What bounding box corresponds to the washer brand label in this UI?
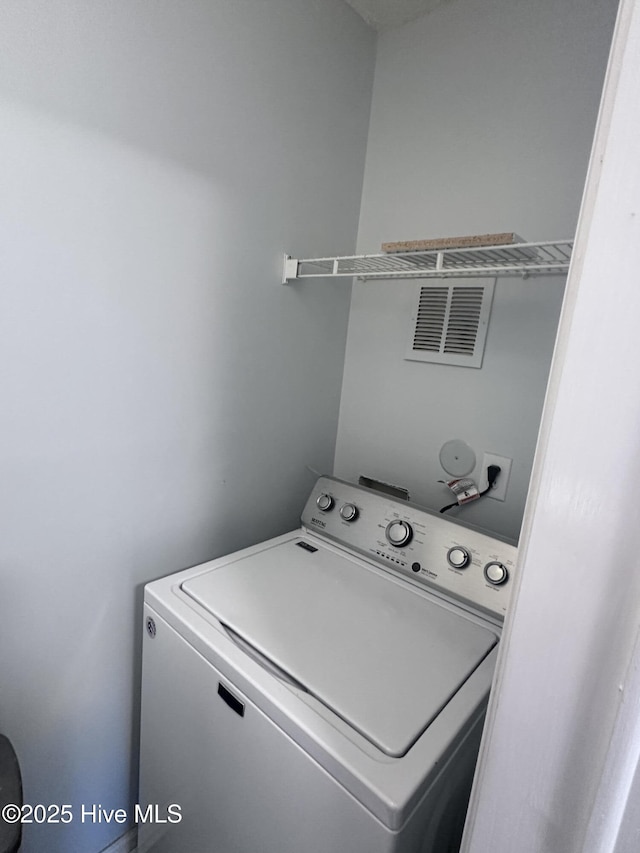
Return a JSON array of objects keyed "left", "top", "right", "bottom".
[{"left": 310, "top": 517, "right": 326, "bottom": 529}]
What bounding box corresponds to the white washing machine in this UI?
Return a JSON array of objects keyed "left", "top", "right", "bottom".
[{"left": 138, "top": 476, "right": 517, "bottom": 853}]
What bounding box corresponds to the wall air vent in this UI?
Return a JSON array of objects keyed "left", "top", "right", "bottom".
[{"left": 405, "top": 279, "right": 494, "bottom": 368}]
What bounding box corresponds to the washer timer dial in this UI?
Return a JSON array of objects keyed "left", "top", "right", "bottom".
[{"left": 385, "top": 520, "right": 413, "bottom": 548}]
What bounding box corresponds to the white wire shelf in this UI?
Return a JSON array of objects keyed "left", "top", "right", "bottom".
[{"left": 282, "top": 239, "right": 573, "bottom": 283}]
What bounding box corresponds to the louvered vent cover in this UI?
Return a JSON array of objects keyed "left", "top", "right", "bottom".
[{"left": 405, "top": 279, "right": 495, "bottom": 368}]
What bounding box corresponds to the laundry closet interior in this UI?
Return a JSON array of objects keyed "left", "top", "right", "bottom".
[{"left": 0, "top": 1, "right": 619, "bottom": 852}]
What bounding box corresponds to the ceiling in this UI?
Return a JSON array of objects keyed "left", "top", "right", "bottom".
[{"left": 343, "top": 0, "right": 446, "bottom": 31}]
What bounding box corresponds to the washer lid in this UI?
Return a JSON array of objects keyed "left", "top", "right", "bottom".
[{"left": 181, "top": 538, "right": 497, "bottom": 757}]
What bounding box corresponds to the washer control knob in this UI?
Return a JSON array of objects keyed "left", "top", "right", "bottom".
[
  {"left": 447, "top": 546, "right": 470, "bottom": 569},
  {"left": 316, "top": 493, "right": 334, "bottom": 512},
  {"left": 339, "top": 503, "right": 358, "bottom": 522},
  {"left": 484, "top": 561, "right": 509, "bottom": 585},
  {"left": 385, "top": 520, "right": 413, "bottom": 548}
]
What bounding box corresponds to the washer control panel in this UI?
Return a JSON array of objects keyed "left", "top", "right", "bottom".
[{"left": 302, "top": 476, "right": 518, "bottom": 620}]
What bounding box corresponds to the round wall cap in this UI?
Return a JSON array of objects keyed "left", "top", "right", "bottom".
[{"left": 439, "top": 439, "right": 476, "bottom": 477}]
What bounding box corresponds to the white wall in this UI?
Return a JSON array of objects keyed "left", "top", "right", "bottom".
[
  {"left": 0, "top": 3, "right": 374, "bottom": 851},
  {"left": 464, "top": 1, "right": 640, "bottom": 849},
  {"left": 334, "top": 0, "right": 618, "bottom": 541}
]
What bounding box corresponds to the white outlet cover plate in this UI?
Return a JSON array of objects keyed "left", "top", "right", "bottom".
[{"left": 481, "top": 453, "right": 512, "bottom": 501}]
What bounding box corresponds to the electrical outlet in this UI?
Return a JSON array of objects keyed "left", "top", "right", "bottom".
[{"left": 481, "top": 453, "right": 512, "bottom": 501}]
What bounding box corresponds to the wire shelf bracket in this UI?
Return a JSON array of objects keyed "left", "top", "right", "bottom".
[{"left": 282, "top": 240, "right": 573, "bottom": 284}]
